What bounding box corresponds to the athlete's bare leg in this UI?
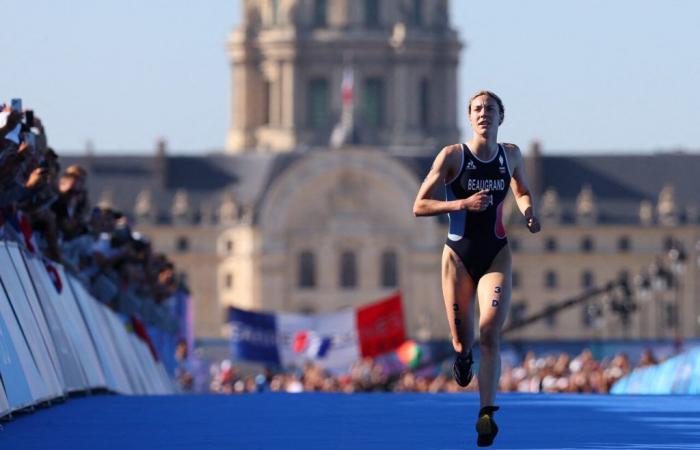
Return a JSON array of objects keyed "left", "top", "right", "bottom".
[
  {"left": 441, "top": 246, "right": 476, "bottom": 355},
  {"left": 475, "top": 245, "right": 512, "bottom": 408}
]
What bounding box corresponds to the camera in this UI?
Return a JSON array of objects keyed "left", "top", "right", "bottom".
[
  {"left": 10, "top": 98, "right": 22, "bottom": 112},
  {"left": 25, "top": 110, "right": 34, "bottom": 128}
]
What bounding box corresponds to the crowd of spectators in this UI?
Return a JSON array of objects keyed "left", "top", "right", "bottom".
[
  {"left": 202, "top": 348, "right": 663, "bottom": 395},
  {"left": 1, "top": 99, "right": 186, "bottom": 342}
]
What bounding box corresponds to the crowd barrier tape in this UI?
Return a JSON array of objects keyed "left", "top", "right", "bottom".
[
  {"left": 0, "top": 241, "right": 175, "bottom": 419},
  {"left": 611, "top": 347, "right": 700, "bottom": 394}
]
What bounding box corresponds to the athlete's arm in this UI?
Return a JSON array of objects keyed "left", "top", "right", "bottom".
[
  {"left": 413, "top": 145, "right": 491, "bottom": 217},
  {"left": 505, "top": 144, "right": 541, "bottom": 233}
]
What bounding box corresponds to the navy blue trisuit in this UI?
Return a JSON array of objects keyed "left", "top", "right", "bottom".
[{"left": 445, "top": 143, "right": 511, "bottom": 283}]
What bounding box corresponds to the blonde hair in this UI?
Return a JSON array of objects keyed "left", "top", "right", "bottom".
[
  {"left": 468, "top": 90, "right": 505, "bottom": 125},
  {"left": 65, "top": 164, "right": 87, "bottom": 179}
]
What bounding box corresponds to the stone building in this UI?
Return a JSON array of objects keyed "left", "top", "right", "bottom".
[{"left": 64, "top": 0, "right": 700, "bottom": 342}]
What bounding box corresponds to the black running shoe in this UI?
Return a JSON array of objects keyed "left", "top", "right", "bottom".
[
  {"left": 452, "top": 351, "right": 473, "bottom": 387},
  {"left": 476, "top": 406, "right": 500, "bottom": 447}
]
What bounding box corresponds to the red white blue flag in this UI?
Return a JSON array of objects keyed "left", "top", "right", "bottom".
[{"left": 227, "top": 293, "right": 405, "bottom": 374}]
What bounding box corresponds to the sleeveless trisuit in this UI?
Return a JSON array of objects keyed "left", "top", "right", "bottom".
[{"left": 445, "top": 143, "right": 511, "bottom": 282}]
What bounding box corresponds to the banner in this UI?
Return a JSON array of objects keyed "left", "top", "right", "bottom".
[
  {"left": 611, "top": 347, "right": 700, "bottom": 394},
  {"left": 228, "top": 293, "right": 405, "bottom": 374},
  {"left": 356, "top": 293, "right": 405, "bottom": 357}
]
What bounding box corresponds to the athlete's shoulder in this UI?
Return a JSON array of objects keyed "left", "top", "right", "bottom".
[
  {"left": 502, "top": 143, "right": 523, "bottom": 163},
  {"left": 440, "top": 143, "right": 463, "bottom": 156},
  {"left": 502, "top": 142, "right": 522, "bottom": 154},
  {"left": 431, "top": 144, "right": 463, "bottom": 177},
  {"left": 435, "top": 143, "right": 463, "bottom": 165}
]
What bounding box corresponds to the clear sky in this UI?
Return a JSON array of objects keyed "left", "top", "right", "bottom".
[{"left": 2, "top": 0, "right": 698, "bottom": 155}]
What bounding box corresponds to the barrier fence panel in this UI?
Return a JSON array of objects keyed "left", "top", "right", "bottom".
[
  {"left": 6, "top": 245, "right": 67, "bottom": 394},
  {"left": 119, "top": 323, "right": 151, "bottom": 395},
  {"left": 64, "top": 276, "right": 119, "bottom": 392},
  {"left": 148, "top": 325, "right": 177, "bottom": 376},
  {"left": 101, "top": 310, "right": 145, "bottom": 394},
  {"left": 0, "top": 289, "right": 34, "bottom": 411},
  {"left": 69, "top": 276, "right": 133, "bottom": 393},
  {"left": 612, "top": 348, "right": 700, "bottom": 394},
  {"left": 25, "top": 255, "right": 106, "bottom": 390},
  {"left": 22, "top": 251, "right": 88, "bottom": 393},
  {"left": 0, "top": 245, "right": 64, "bottom": 401},
  {"left": 0, "top": 277, "right": 48, "bottom": 408},
  {"left": 0, "top": 236, "right": 177, "bottom": 412},
  {"left": 130, "top": 334, "right": 158, "bottom": 394},
  {"left": 133, "top": 333, "right": 172, "bottom": 395},
  {"left": 0, "top": 376, "right": 10, "bottom": 418},
  {"left": 157, "top": 362, "right": 175, "bottom": 394}
]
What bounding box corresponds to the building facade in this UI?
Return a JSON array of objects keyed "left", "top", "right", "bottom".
[{"left": 65, "top": 0, "right": 700, "bottom": 342}]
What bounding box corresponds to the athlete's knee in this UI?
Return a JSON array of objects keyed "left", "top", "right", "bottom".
[{"left": 479, "top": 322, "right": 500, "bottom": 353}]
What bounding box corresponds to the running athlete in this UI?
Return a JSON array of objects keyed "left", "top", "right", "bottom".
[{"left": 413, "top": 91, "right": 540, "bottom": 447}]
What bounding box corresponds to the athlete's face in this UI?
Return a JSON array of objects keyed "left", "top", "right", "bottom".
[{"left": 469, "top": 95, "right": 501, "bottom": 137}]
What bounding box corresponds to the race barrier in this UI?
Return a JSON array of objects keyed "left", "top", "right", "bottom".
[
  {"left": 0, "top": 241, "right": 175, "bottom": 420},
  {"left": 611, "top": 347, "right": 700, "bottom": 394}
]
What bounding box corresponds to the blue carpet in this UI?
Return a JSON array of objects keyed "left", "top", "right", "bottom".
[{"left": 2, "top": 393, "right": 700, "bottom": 449}]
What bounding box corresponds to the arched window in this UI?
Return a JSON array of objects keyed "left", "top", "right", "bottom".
[
  {"left": 412, "top": 0, "right": 423, "bottom": 25},
  {"left": 312, "top": 0, "right": 327, "bottom": 27},
  {"left": 308, "top": 78, "right": 330, "bottom": 128},
  {"left": 545, "top": 237, "right": 557, "bottom": 253},
  {"left": 545, "top": 303, "right": 557, "bottom": 328},
  {"left": 363, "top": 77, "right": 385, "bottom": 128},
  {"left": 340, "top": 251, "right": 357, "bottom": 289},
  {"left": 419, "top": 78, "right": 430, "bottom": 130},
  {"left": 224, "top": 273, "right": 233, "bottom": 290},
  {"left": 545, "top": 270, "right": 558, "bottom": 289},
  {"left": 617, "top": 236, "right": 631, "bottom": 252},
  {"left": 176, "top": 236, "right": 189, "bottom": 253},
  {"left": 510, "top": 301, "right": 527, "bottom": 326},
  {"left": 365, "top": 0, "right": 379, "bottom": 27},
  {"left": 580, "top": 235, "right": 594, "bottom": 253},
  {"left": 381, "top": 250, "right": 398, "bottom": 288},
  {"left": 298, "top": 251, "right": 316, "bottom": 288},
  {"left": 270, "top": 0, "right": 280, "bottom": 25},
  {"left": 581, "top": 270, "right": 594, "bottom": 289},
  {"left": 262, "top": 80, "right": 271, "bottom": 125}
]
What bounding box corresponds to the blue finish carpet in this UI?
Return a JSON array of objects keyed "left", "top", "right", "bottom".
[{"left": 2, "top": 393, "right": 700, "bottom": 449}]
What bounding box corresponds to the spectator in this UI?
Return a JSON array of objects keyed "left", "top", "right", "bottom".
[{"left": 1, "top": 98, "right": 192, "bottom": 372}]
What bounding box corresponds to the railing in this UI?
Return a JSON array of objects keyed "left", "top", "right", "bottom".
[{"left": 0, "top": 240, "right": 175, "bottom": 420}]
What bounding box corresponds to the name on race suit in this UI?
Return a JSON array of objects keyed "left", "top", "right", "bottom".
[{"left": 466, "top": 179, "right": 506, "bottom": 191}]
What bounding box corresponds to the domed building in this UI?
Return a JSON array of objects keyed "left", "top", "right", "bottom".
[{"left": 64, "top": 0, "right": 700, "bottom": 344}]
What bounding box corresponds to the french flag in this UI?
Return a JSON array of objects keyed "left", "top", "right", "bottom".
[
  {"left": 228, "top": 293, "right": 405, "bottom": 374},
  {"left": 341, "top": 67, "right": 354, "bottom": 106}
]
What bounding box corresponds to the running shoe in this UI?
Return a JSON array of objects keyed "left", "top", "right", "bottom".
[
  {"left": 452, "top": 350, "right": 473, "bottom": 387},
  {"left": 476, "top": 405, "right": 500, "bottom": 447}
]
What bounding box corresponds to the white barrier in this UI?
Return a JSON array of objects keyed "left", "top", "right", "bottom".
[
  {"left": 24, "top": 255, "right": 103, "bottom": 390},
  {"left": 0, "top": 241, "right": 175, "bottom": 418},
  {"left": 0, "top": 276, "right": 48, "bottom": 407},
  {"left": 0, "top": 245, "right": 64, "bottom": 401},
  {"left": 22, "top": 252, "right": 88, "bottom": 393},
  {"left": 0, "top": 287, "right": 34, "bottom": 412},
  {"left": 68, "top": 278, "right": 132, "bottom": 394},
  {"left": 0, "top": 377, "right": 9, "bottom": 416},
  {"left": 5, "top": 245, "right": 68, "bottom": 395}
]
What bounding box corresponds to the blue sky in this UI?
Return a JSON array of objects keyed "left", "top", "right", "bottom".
[{"left": 2, "top": 0, "right": 698, "bottom": 155}]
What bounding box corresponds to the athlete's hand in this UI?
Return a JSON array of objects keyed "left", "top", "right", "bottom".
[
  {"left": 526, "top": 214, "right": 541, "bottom": 233},
  {"left": 463, "top": 189, "right": 491, "bottom": 212}
]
